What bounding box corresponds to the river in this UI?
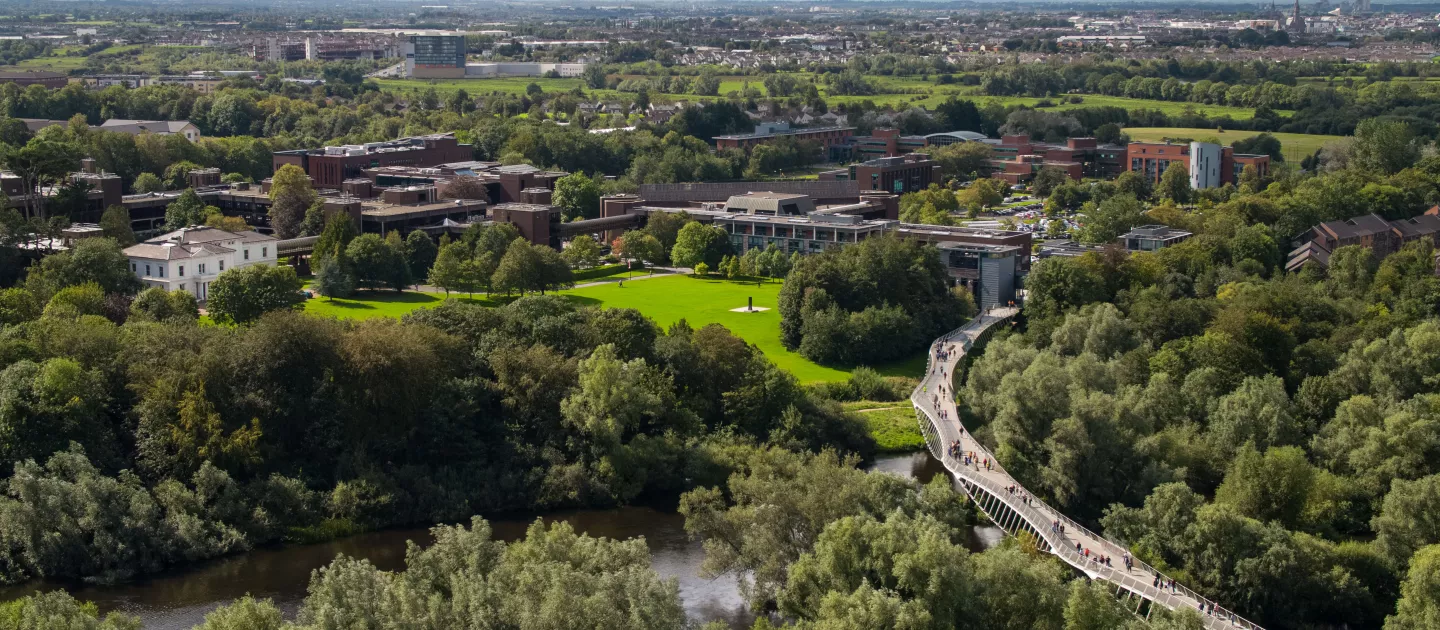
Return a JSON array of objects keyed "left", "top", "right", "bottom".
[{"left": 0, "top": 451, "right": 1003, "bottom": 629}]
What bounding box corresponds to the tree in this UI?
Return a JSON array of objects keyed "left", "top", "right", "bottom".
[
  {"left": 1114, "top": 170, "right": 1153, "bottom": 201},
  {"left": 1077, "top": 194, "right": 1145, "bottom": 244},
  {"left": 163, "top": 189, "right": 208, "bottom": 230},
  {"left": 267, "top": 163, "right": 315, "bottom": 239},
  {"left": 312, "top": 211, "right": 358, "bottom": 266},
  {"left": 313, "top": 250, "right": 356, "bottom": 300},
  {"left": 441, "top": 175, "right": 488, "bottom": 202},
  {"left": 24, "top": 237, "right": 142, "bottom": 299},
  {"left": 671, "top": 222, "right": 730, "bottom": 269},
  {"left": 1375, "top": 474, "right": 1440, "bottom": 567},
  {"left": 1023, "top": 257, "right": 1106, "bottom": 321},
  {"left": 930, "top": 141, "right": 993, "bottom": 182},
  {"left": 193, "top": 595, "right": 283, "bottom": 630},
  {"left": 618, "top": 230, "right": 664, "bottom": 272},
  {"left": 493, "top": 237, "right": 544, "bottom": 295},
  {"left": 133, "top": 172, "right": 164, "bottom": 193},
  {"left": 1388, "top": 544, "right": 1440, "bottom": 630},
  {"left": 300, "top": 201, "right": 326, "bottom": 237},
  {"left": 43, "top": 282, "right": 106, "bottom": 319},
  {"left": 553, "top": 171, "right": 602, "bottom": 220},
  {"left": 99, "top": 205, "right": 135, "bottom": 245},
  {"left": 427, "top": 242, "right": 470, "bottom": 295},
  {"left": 693, "top": 262, "right": 710, "bottom": 276},
  {"left": 1233, "top": 133, "right": 1285, "bottom": 163},
  {"left": 1032, "top": 166, "right": 1069, "bottom": 198},
  {"left": 405, "top": 230, "right": 438, "bottom": 281},
  {"left": 205, "top": 264, "right": 305, "bottom": 325},
  {"left": 1214, "top": 446, "right": 1316, "bottom": 529},
  {"left": 346, "top": 234, "right": 409, "bottom": 291},
  {"left": 128, "top": 286, "right": 198, "bottom": 322},
  {"left": 644, "top": 211, "right": 690, "bottom": 261},
  {"left": 162, "top": 160, "right": 202, "bottom": 191},
  {"left": 203, "top": 211, "right": 248, "bottom": 233},
  {"left": 1156, "top": 162, "right": 1193, "bottom": 204},
  {"left": 959, "top": 177, "right": 1008, "bottom": 209},
  {"left": 1353, "top": 118, "right": 1419, "bottom": 176},
  {"left": 0, "top": 591, "right": 140, "bottom": 630},
  {"left": 582, "top": 63, "right": 607, "bottom": 89},
  {"left": 563, "top": 234, "right": 601, "bottom": 269},
  {"left": 5, "top": 139, "right": 79, "bottom": 220}
]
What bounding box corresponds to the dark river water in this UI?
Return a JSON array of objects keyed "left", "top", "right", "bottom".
[{"left": 0, "top": 451, "right": 1002, "bottom": 629}]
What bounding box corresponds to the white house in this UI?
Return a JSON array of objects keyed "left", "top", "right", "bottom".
[{"left": 123, "top": 227, "right": 279, "bottom": 301}]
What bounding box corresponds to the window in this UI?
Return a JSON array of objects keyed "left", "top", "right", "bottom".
[
  {"left": 179, "top": 265, "right": 185, "bottom": 276},
  {"left": 145, "top": 264, "right": 151, "bottom": 276},
  {"left": 159, "top": 266, "right": 164, "bottom": 278},
  {"left": 244, "top": 249, "right": 249, "bottom": 260},
  {"left": 131, "top": 263, "right": 137, "bottom": 272},
  {"left": 219, "top": 260, "right": 225, "bottom": 271},
  {"left": 262, "top": 247, "right": 268, "bottom": 257},
  {"left": 198, "top": 263, "right": 206, "bottom": 274},
  {"left": 180, "top": 284, "right": 186, "bottom": 291}
]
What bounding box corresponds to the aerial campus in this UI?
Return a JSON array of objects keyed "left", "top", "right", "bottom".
[{"left": 2, "top": 0, "right": 1440, "bottom": 628}]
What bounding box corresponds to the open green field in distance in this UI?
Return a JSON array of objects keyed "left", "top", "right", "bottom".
[
  {"left": 1122, "top": 127, "right": 1343, "bottom": 162},
  {"left": 300, "top": 273, "right": 925, "bottom": 383}
]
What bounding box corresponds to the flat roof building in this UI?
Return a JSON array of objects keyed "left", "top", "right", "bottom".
[
  {"left": 818, "top": 154, "right": 942, "bottom": 195},
  {"left": 272, "top": 133, "right": 473, "bottom": 189},
  {"left": 1120, "top": 224, "right": 1194, "bottom": 252},
  {"left": 1126, "top": 141, "right": 1270, "bottom": 189},
  {"left": 937, "top": 241, "right": 1022, "bottom": 311}
]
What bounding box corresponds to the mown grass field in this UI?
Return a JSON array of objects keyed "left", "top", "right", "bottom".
[
  {"left": 1, "top": 43, "right": 144, "bottom": 72},
  {"left": 302, "top": 290, "right": 502, "bottom": 319},
  {"left": 560, "top": 274, "right": 925, "bottom": 382},
  {"left": 373, "top": 74, "right": 1279, "bottom": 119},
  {"left": 1122, "top": 127, "right": 1344, "bottom": 162},
  {"left": 299, "top": 274, "right": 926, "bottom": 383}
]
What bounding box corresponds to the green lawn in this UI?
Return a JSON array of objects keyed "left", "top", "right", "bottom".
[
  {"left": 299, "top": 274, "right": 927, "bottom": 383},
  {"left": 562, "top": 274, "right": 925, "bottom": 382},
  {"left": 856, "top": 406, "right": 925, "bottom": 453},
  {"left": 303, "top": 290, "right": 501, "bottom": 319},
  {"left": 1121, "top": 127, "right": 1343, "bottom": 162}
]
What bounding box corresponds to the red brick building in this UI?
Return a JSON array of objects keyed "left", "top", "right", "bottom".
[
  {"left": 272, "top": 133, "right": 473, "bottom": 188},
  {"left": 1125, "top": 141, "right": 1270, "bottom": 187},
  {"left": 984, "top": 135, "right": 1126, "bottom": 184}
]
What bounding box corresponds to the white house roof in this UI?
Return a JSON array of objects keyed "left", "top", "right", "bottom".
[{"left": 124, "top": 226, "right": 274, "bottom": 260}]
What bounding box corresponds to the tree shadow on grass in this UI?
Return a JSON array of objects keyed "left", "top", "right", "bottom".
[
  {"left": 560, "top": 295, "right": 604, "bottom": 307},
  {"left": 317, "top": 291, "right": 443, "bottom": 310}
]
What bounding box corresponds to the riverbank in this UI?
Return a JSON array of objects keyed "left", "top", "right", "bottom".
[{"left": 0, "top": 452, "right": 991, "bottom": 630}]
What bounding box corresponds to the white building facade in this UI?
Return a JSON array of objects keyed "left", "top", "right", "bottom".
[
  {"left": 1188, "top": 141, "right": 1223, "bottom": 190},
  {"left": 122, "top": 227, "right": 279, "bottom": 301}
]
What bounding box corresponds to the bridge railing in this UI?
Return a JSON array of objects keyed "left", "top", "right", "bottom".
[{"left": 913, "top": 311, "right": 1264, "bottom": 630}]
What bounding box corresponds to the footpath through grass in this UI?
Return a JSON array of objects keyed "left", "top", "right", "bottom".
[{"left": 1121, "top": 127, "right": 1342, "bottom": 162}]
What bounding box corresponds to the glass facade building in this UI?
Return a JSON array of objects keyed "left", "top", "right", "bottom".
[{"left": 409, "top": 35, "right": 465, "bottom": 68}]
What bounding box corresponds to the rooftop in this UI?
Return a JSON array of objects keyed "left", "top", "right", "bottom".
[{"left": 714, "top": 124, "right": 854, "bottom": 141}]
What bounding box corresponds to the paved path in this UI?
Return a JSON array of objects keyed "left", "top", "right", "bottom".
[{"left": 913, "top": 310, "right": 1263, "bottom": 630}]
